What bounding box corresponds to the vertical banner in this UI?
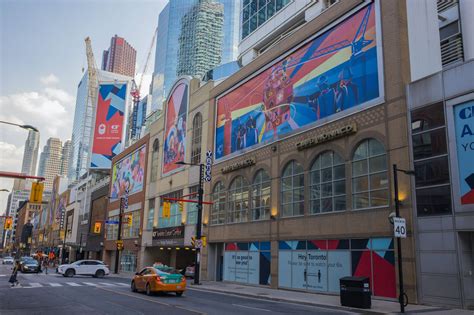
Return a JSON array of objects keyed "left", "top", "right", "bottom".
[
  {"left": 454, "top": 101, "right": 474, "bottom": 204},
  {"left": 215, "top": 3, "right": 380, "bottom": 161},
  {"left": 162, "top": 78, "right": 189, "bottom": 175},
  {"left": 91, "top": 83, "right": 127, "bottom": 169}
]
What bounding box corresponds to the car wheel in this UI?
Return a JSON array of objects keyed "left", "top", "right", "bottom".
[
  {"left": 131, "top": 281, "right": 137, "bottom": 292},
  {"left": 146, "top": 283, "right": 153, "bottom": 296},
  {"left": 94, "top": 270, "right": 105, "bottom": 278},
  {"left": 176, "top": 292, "right": 183, "bottom": 297},
  {"left": 65, "top": 269, "right": 75, "bottom": 277}
]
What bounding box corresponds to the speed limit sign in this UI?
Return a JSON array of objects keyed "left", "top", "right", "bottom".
[{"left": 394, "top": 217, "right": 407, "bottom": 238}]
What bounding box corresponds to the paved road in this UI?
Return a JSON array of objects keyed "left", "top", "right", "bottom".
[{"left": 0, "top": 264, "right": 358, "bottom": 314}]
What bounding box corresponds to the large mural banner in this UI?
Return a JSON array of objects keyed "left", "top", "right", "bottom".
[
  {"left": 215, "top": 3, "right": 380, "bottom": 160},
  {"left": 162, "top": 79, "right": 189, "bottom": 175},
  {"left": 91, "top": 83, "right": 127, "bottom": 169},
  {"left": 110, "top": 145, "right": 147, "bottom": 200},
  {"left": 454, "top": 101, "right": 474, "bottom": 204}
]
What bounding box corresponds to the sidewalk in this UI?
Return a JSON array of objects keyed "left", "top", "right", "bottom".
[{"left": 187, "top": 281, "right": 471, "bottom": 314}]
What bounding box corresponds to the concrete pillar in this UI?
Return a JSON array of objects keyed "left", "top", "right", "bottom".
[{"left": 460, "top": 0, "right": 474, "bottom": 60}]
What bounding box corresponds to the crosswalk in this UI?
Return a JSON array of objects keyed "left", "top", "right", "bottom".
[{"left": 11, "top": 281, "right": 130, "bottom": 289}]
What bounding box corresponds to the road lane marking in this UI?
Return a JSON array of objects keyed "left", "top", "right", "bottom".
[
  {"left": 99, "top": 282, "right": 117, "bottom": 286},
  {"left": 97, "top": 287, "right": 206, "bottom": 315},
  {"left": 115, "top": 282, "right": 129, "bottom": 287},
  {"left": 29, "top": 282, "right": 43, "bottom": 287},
  {"left": 66, "top": 282, "right": 82, "bottom": 287},
  {"left": 83, "top": 282, "right": 98, "bottom": 286},
  {"left": 49, "top": 283, "right": 62, "bottom": 287},
  {"left": 232, "top": 304, "right": 271, "bottom": 312}
]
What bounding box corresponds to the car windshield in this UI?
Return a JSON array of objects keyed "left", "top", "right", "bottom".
[{"left": 24, "top": 259, "right": 37, "bottom": 263}]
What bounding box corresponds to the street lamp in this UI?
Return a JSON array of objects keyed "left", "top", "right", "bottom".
[
  {"left": 175, "top": 161, "right": 204, "bottom": 285},
  {"left": 0, "top": 121, "right": 39, "bottom": 132},
  {"left": 0, "top": 189, "right": 10, "bottom": 192},
  {"left": 393, "top": 164, "right": 415, "bottom": 313}
]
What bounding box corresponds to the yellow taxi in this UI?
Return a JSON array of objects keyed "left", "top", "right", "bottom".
[{"left": 131, "top": 266, "right": 186, "bottom": 296}]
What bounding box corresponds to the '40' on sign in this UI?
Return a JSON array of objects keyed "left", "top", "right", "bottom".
[{"left": 393, "top": 217, "right": 407, "bottom": 238}]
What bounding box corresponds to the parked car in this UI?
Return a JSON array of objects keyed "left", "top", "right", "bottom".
[
  {"left": 2, "top": 256, "right": 14, "bottom": 265},
  {"left": 131, "top": 266, "right": 186, "bottom": 296},
  {"left": 184, "top": 264, "right": 195, "bottom": 278},
  {"left": 57, "top": 260, "right": 109, "bottom": 278},
  {"left": 20, "top": 258, "right": 40, "bottom": 273}
]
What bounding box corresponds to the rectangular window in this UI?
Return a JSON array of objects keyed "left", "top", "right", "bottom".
[
  {"left": 411, "top": 102, "right": 452, "bottom": 216},
  {"left": 106, "top": 215, "right": 119, "bottom": 240},
  {"left": 186, "top": 186, "right": 199, "bottom": 225},
  {"left": 122, "top": 210, "right": 140, "bottom": 239},
  {"left": 159, "top": 190, "right": 183, "bottom": 228},
  {"left": 147, "top": 199, "right": 155, "bottom": 230}
]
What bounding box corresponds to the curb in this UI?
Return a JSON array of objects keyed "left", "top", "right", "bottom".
[{"left": 187, "top": 285, "right": 386, "bottom": 315}]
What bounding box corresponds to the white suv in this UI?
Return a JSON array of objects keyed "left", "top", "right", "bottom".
[{"left": 57, "top": 260, "right": 109, "bottom": 278}]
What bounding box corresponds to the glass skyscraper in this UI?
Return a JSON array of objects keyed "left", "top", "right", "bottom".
[{"left": 151, "top": 0, "right": 241, "bottom": 111}]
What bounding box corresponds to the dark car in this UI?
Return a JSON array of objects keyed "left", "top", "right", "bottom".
[{"left": 20, "top": 258, "right": 40, "bottom": 273}]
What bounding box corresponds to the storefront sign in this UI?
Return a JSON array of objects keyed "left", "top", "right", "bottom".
[
  {"left": 296, "top": 123, "right": 357, "bottom": 151},
  {"left": 205, "top": 150, "right": 213, "bottom": 182},
  {"left": 152, "top": 226, "right": 184, "bottom": 240},
  {"left": 221, "top": 157, "right": 256, "bottom": 174},
  {"left": 454, "top": 101, "right": 474, "bottom": 204}
]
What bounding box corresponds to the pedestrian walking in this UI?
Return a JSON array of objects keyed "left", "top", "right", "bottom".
[
  {"left": 43, "top": 258, "right": 49, "bottom": 274},
  {"left": 8, "top": 261, "right": 20, "bottom": 287}
]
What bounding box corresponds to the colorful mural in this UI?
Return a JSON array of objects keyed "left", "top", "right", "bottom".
[
  {"left": 162, "top": 79, "right": 189, "bottom": 175},
  {"left": 110, "top": 145, "right": 147, "bottom": 200},
  {"left": 91, "top": 83, "right": 127, "bottom": 169},
  {"left": 215, "top": 3, "right": 380, "bottom": 160}
]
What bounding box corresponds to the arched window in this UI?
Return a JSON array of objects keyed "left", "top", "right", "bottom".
[
  {"left": 150, "top": 139, "right": 159, "bottom": 182},
  {"left": 352, "top": 139, "right": 388, "bottom": 209},
  {"left": 211, "top": 182, "right": 226, "bottom": 225},
  {"left": 191, "top": 113, "right": 202, "bottom": 165},
  {"left": 310, "top": 151, "right": 345, "bottom": 214},
  {"left": 281, "top": 160, "right": 304, "bottom": 217},
  {"left": 252, "top": 169, "right": 271, "bottom": 220},
  {"left": 228, "top": 176, "right": 249, "bottom": 223}
]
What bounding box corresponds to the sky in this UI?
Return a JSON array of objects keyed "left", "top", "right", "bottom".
[{"left": 0, "top": 0, "right": 168, "bottom": 214}]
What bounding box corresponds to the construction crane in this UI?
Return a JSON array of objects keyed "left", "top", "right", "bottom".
[
  {"left": 84, "top": 37, "right": 99, "bottom": 112},
  {"left": 130, "top": 27, "right": 158, "bottom": 139}
]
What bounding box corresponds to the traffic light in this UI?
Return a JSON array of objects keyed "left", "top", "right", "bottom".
[
  {"left": 125, "top": 215, "right": 132, "bottom": 226},
  {"left": 94, "top": 222, "right": 102, "bottom": 234},
  {"left": 4, "top": 217, "right": 13, "bottom": 230},
  {"left": 29, "top": 182, "right": 44, "bottom": 203},
  {"left": 178, "top": 202, "right": 184, "bottom": 212}
]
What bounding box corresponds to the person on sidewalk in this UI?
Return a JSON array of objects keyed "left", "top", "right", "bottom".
[
  {"left": 43, "top": 258, "right": 48, "bottom": 274},
  {"left": 8, "top": 261, "right": 20, "bottom": 287}
]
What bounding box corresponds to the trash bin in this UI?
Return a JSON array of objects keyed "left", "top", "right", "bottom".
[{"left": 340, "top": 276, "right": 371, "bottom": 309}]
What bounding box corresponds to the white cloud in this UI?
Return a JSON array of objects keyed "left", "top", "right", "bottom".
[
  {"left": 0, "top": 86, "right": 75, "bottom": 211},
  {"left": 40, "top": 73, "right": 59, "bottom": 85}
]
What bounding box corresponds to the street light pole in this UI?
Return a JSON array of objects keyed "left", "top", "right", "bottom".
[
  {"left": 114, "top": 197, "right": 123, "bottom": 274},
  {"left": 194, "top": 163, "right": 204, "bottom": 285},
  {"left": 393, "top": 164, "right": 415, "bottom": 313},
  {"left": 0, "top": 120, "right": 39, "bottom": 132}
]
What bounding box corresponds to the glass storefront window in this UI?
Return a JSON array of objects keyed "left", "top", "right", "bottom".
[
  {"left": 310, "top": 151, "right": 346, "bottom": 214},
  {"left": 186, "top": 186, "right": 199, "bottom": 225},
  {"left": 228, "top": 176, "right": 250, "bottom": 223},
  {"left": 252, "top": 169, "right": 271, "bottom": 221},
  {"left": 158, "top": 191, "right": 183, "bottom": 228},
  {"left": 211, "top": 182, "right": 226, "bottom": 225},
  {"left": 416, "top": 185, "right": 452, "bottom": 216},
  {"left": 281, "top": 160, "right": 305, "bottom": 217},
  {"left": 120, "top": 250, "right": 137, "bottom": 273},
  {"left": 352, "top": 139, "right": 388, "bottom": 209}
]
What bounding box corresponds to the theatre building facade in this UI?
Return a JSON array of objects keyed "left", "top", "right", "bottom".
[{"left": 201, "top": 0, "right": 418, "bottom": 302}]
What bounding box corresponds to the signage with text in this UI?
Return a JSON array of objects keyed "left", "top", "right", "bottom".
[{"left": 152, "top": 226, "right": 184, "bottom": 241}]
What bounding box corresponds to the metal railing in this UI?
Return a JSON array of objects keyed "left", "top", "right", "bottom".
[{"left": 441, "top": 33, "right": 464, "bottom": 66}]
